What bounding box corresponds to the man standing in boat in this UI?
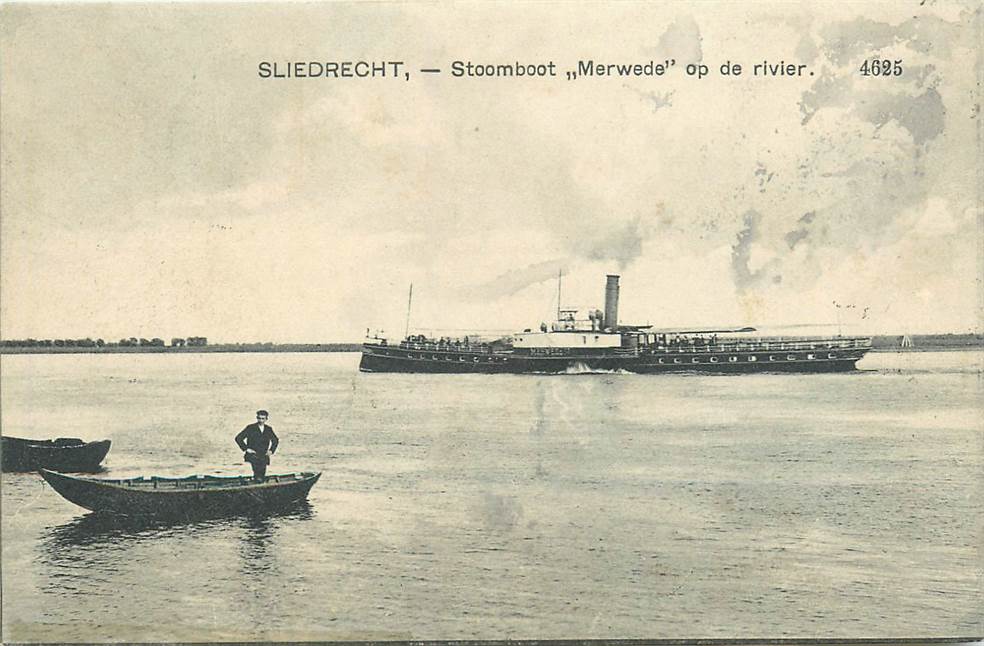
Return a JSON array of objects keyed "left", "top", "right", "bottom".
[{"left": 235, "top": 410, "right": 279, "bottom": 481}]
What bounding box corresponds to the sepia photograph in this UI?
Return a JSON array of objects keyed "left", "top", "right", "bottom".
[{"left": 1, "top": 1, "right": 981, "bottom": 642}]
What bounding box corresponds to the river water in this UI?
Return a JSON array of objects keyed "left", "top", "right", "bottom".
[{"left": 1, "top": 351, "right": 981, "bottom": 641}]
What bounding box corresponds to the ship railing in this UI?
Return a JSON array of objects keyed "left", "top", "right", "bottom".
[
  {"left": 650, "top": 337, "right": 872, "bottom": 353},
  {"left": 721, "top": 336, "right": 871, "bottom": 349},
  {"left": 398, "top": 340, "right": 493, "bottom": 352}
]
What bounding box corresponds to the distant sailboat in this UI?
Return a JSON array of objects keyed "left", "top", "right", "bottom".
[{"left": 900, "top": 334, "right": 914, "bottom": 350}]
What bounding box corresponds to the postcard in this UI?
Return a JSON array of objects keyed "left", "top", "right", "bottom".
[{"left": 1, "top": 1, "right": 980, "bottom": 643}]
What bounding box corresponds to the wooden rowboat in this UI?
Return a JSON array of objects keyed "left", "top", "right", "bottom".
[
  {"left": 2, "top": 436, "right": 111, "bottom": 472},
  {"left": 40, "top": 469, "right": 321, "bottom": 517}
]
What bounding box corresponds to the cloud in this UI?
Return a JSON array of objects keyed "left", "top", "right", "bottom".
[
  {"left": 571, "top": 213, "right": 657, "bottom": 269},
  {"left": 730, "top": 211, "right": 782, "bottom": 293},
  {"left": 784, "top": 212, "right": 816, "bottom": 249},
  {"left": 855, "top": 88, "right": 946, "bottom": 146},
  {"left": 818, "top": 15, "right": 963, "bottom": 66},
  {"left": 649, "top": 14, "right": 703, "bottom": 63},
  {"left": 717, "top": 5, "right": 975, "bottom": 312},
  {"left": 466, "top": 259, "right": 569, "bottom": 300},
  {"left": 1, "top": 3, "right": 979, "bottom": 340}
]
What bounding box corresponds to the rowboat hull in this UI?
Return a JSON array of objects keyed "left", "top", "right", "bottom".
[
  {"left": 2, "top": 436, "right": 111, "bottom": 472},
  {"left": 40, "top": 469, "right": 321, "bottom": 517}
]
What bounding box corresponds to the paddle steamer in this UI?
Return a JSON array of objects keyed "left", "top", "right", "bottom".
[{"left": 359, "top": 275, "right": 871, "bottom": 374}]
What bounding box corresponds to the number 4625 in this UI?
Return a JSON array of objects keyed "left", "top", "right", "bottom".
[{"left": 859, "top": 59, "right": 903, "bottom": 76}]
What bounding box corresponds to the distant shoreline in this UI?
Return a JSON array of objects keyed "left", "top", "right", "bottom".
[
  {"left": 869, "top": 333, "right": 982, "bottom": 353},
  {"left": 0, "top": 343, "right": 362, "bottom": 355},
  {"left": 869, "top": 346, "right": 983, "bottom": 353},
  {"left": 0, "top": 338, "right": 981, "bottom": 355}
]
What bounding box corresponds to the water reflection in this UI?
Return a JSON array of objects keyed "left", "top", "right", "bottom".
[
  {"left": 41, "top": 501, "right": 314, "bottom": 555},
  {"left": 34, "top": 501, "right": 315, "bottom": 615},
  {"left": 239, "top": 510, "right": 277, "bottom": 575},
  {"left": 230, "top": 502, "right": 317, "bottom": 614},
  {"left": 36, "top": 501, "right": 314, "bottom": 604},
  {"left": 236, "top": 502, "right": 316, "bottom": 577}
]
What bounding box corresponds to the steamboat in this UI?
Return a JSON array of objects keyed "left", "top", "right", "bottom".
[{"left": 359, "top": 275, "right": 871, "bottom": 374}]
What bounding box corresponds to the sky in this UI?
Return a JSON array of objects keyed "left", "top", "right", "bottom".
[{"left": 1, "top": 2, "right": 980, "bottom": 343}]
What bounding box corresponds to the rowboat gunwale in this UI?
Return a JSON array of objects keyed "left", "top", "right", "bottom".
[{"left": 39, "top": 469, "right": 321, "bottom": 492}]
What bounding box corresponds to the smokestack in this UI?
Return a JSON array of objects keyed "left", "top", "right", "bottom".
[{"left": 604, "top": 275, "right": 619, "bottom": 331}]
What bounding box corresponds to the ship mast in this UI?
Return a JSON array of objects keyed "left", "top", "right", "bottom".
[
  {"left": 404, "top": 283, "right": 413, "bottom": 338},
  {"left": 556, "top": 269, "right": 562, "bottom": 322}
]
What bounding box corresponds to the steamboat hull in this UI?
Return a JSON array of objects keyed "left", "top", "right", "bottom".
[{"left": 359, "top": 343, "right": 869, "bottom": 374}]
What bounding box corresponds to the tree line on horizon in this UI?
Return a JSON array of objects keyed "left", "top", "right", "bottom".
[{"left": 1, "top": 336, "right": 208, "bottom": 348}]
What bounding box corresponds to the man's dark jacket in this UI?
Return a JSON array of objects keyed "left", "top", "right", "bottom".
[{"left": 235, "top": 423, "right": 279, "bottom": 462}]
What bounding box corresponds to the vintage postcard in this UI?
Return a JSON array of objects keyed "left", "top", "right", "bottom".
[{"left": 1, "top": 1, "right": 981, "bottom": 643}]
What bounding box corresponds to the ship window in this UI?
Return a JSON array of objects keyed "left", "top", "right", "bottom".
[
  {"left": 658, "top": 358, "right": 665, "bottom": 364},
  {"left": 807, "top": 353, "right": 815, "bottom": 360},
  {"left": 691, "top": 357, "right": 699, "bottom": 363},
  {"left": 473, "top": 357, "right": 480, "bottom": 363},
  {"left": 729, "top": 356, "right": 738, "bottom": 362},
  {"left": 828, "top": 353, "right": 836, "bottom": 359},
  {"left": 769, "top": 355, "right": 776, "bottom": 361},
  {"left": 787, "top": 355, "right": 796, "bottom": 361},
  {"left": 458, "top": 356, "right": 465, "bottom": 362},
  {"left": 673, "top": 358, "right": 681, "bottom": 364},
  {"left": 433, "top": 355, "right": 439, "bottom": 360},
  {"left": 710, "top": 356, "right": 718, "bottom": 363},
  {"left": 749, "top": 355, "right": 757, "bottom": 362}
]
